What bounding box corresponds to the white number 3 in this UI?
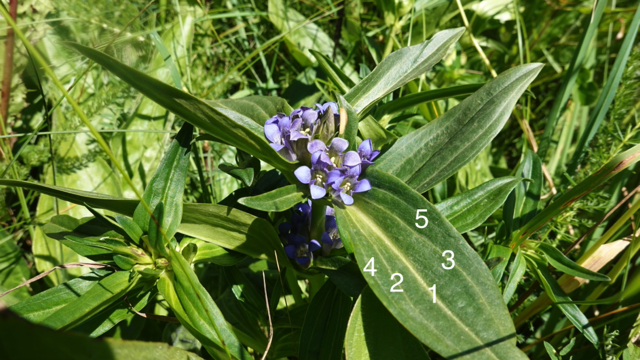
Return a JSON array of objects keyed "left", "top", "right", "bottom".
[{"left": 442, "top": 250, "right": 455, "bottom": 270}]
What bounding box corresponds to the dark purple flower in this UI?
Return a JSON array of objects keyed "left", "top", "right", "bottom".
[
  {"left": 284, "top": 239, "right": 321, "bottom": 266},
  {"left": 330, "top": 166, "right": 372, "bottom": 205},
  {"left": 290, "top": 107, "right": 319, "bottom": 141},
  {"left": 321, "top": 207, "right": 342, "bottom": 255},
  {"left": 264, "top": 113, "right": 296, "bottom": 161},
  {"left": 294, "top": 151, "right": 332, "bottom": 199},
  {"left": 357, "top": 139, "right": 380, "bottom": 171}
]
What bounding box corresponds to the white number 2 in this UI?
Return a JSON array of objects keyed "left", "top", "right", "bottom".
[
  {"left": 442, "top": 250, "right": 455, "bottom": 270},
  {"left": 415, "top": 209, "right": 428, "bottom": 228},
  {"left": 363, "top": 257, "right": 377, "bottom": 276},
  {"left": 390, "top": 273, "right": 403, "bottom": 292}
]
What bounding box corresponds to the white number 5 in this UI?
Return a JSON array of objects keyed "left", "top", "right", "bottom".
[{"left": 415, "top": 209, "right": 428, "bottom": 228}]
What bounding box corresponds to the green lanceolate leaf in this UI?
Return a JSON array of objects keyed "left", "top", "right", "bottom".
[
  {"left": 486, "top": 243, "right": 512, "bottom": 283},
  {"left": 147, "top": 202, "right": 167, "bottom": 255},
  {"left": 10, "top": 273, "right": 103, "bottom": 323},
  {"left": 179, "top": 203, "right": 289, "bottom": 265},
  {"left": 185, "top": 239, "right": 247, "bottom": 266},
  {"left": 508, "top": 148, "right": 542, "bottom": 235},
  {"left": 315, "top": 257, "right": 367, "bottom": 298},
  {"left": 358, "top": 116, "right": 398, "bottom": 150},
  {"left": 526, "top": 256, "right": 599, "bottom": 345},
  {"left": 435, "top": 177, "right": 522, "bottom": 234},
  {"left": 0, "top": 179, "right": 138, "bottom": 215},
  {"left": 338, "top": 95, "right": 359, "bottom": 152},
  {"left": 345, "top": 286, "right": 430, "bottom": 360},
  {"left": 534, "top": 242, "right": 610, "bottom": 281},
  {"left": 133, "top": 123, "right": 192, "bottom": 239},
  {"left": 168, "top": 247, "right": 249, "bottom": 360},
  {"left": 517, "top": 143, "right": 640, "bottom": 243},
  {"left": 567, "top": 5, "right": 640, "bottom": 175},
  {"left": 334, "top": 169, "right": 526, "bottom": 360},
  {"left": 39, "top": 271, "right": 142, "bottom": 331},
  {"left": 0, "top": 309, "right": 204, "bottom": 360},
  {"left": 375, "top": 64, "right": 542, "bottom": 193},
  {"left": 374, "top": 83, "right": 484, "bottom": 119},
  {"left": 115, "top": 215, "right": 143, "bottom": 245},
  {"left": 299, "top": 281, "right": 352, "bottom": 360},
  {"left": 1, "top": 181, "right": 288, "bottom": 264},
  {"left": 0, "top": 230, "right": 31, "bottom": 307},
  {"left": 344, "top": 28, "right": 465, "bottom": 116},
  {"left": 503, "top": 248, "right": 527, "bottom": 303},
  {"left": 310, "top": 50, "right": 356, "bottom": 94},
  {"left": 238, "top": 185, "right": 306, "bottom": 212},
  {"left": 64, "top": 42, "right": 297, "bottom": 175}
]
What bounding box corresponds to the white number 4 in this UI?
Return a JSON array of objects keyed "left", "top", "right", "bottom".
[
  {"left": 415, "top": 209, "right": 428, "bottom": 228},
  {"left": 363, "top": 257, "right": 377, "bottom": 276}
]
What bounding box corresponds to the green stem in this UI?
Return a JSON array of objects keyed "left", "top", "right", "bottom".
[{"left": 309, "top": 201, "right": 327, "bottom": 243}]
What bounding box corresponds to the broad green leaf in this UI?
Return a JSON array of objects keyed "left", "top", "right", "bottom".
[
  {"left": 64, "top": 42, "right": 297, "bottom": 175},
  {"left": 147, "top": 202, "right": 167, "bottom": 255},
  {"left": 310, "top": 50, "right": 356, "bottom": 94},
  {"left": 518, "top": 144, "right": 640, "bottom": 243},
  {"left": 299, "top": 281, "right": 352, "bottom": 360},
  {"left": 534, "top": 242, "right": 610, "bottom": 281},
  {"left": 503, "top": 248, "right": 526, "bottom": 303},
  {"left": 168, "top": 247, "right": 249, "bottom": 360},
  {"left": 373, "top": 83, "right": 484, "bottom": 119},
  {"left": 0, "top": 179, "right": 138, "bottom": 215},
  {"left": 0, "top": 309, "right": 204, "bottom": 360},
  {"left": 567, "top": 6, "right": 640, "bottom": 175},
  {"left": 10, "top": 273, "right": 103, "bottom": 323},
  {"left": 216, "top": 288, "right": 268, "bottom": 353},
  {"left": 334, "top": 169, "right": 526, "bottom": 359},
  {"left": 205, "top": 96, "right": 293, "bottom": 126},
  {"left": 115, "top": 215, "right": 143, "bottom": 245},
  {"left": 40, "top": 271, "right": 142, "bottom": 331},
  {"left": 435, "top": 177, "right": 522, "bottom": 234},
  {"left": 527, "top": 256, "right": 598, "bottom": 345},
  {"left": 344, "top": 28, "right": 464, "bottom": 115},
  {"left": 238, "top": 185, "right": 306, "bottom": 211},
  {"left": 345, "top": 286, "right": 430, "bottom": 360},
  {"left": 375, "top": 64, "right": 542, "bottom": 193},
  {"left": 219, "top": 163, "right": 255, "bottom": 187},
  {"left": 133, "top": 123, "right": 192, "bottom": 239},
  {"left": 0, "top": 230, "right": 31, "bottom": 306}
]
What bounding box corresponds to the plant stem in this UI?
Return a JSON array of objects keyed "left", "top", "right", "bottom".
[{"left": 309, "top": 201, "right": 326, "bottom": 242}]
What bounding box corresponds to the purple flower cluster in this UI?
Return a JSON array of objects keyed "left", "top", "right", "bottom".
[
  {"left": 264, "top": 102, "right": 378, "bottom": 206},
  {"left": 279, "top": 202, "right": 342, "bottom": 266}
]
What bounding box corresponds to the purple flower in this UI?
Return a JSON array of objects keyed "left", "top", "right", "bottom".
[
  {"left": 308, "top": 137, "right": 349, "bottom": 168},
  {"left": 285, "top": 239, "right": 321, "bottom": 266},
  {"left": 294, "top": 151, "right": 332, "bottom": 199},
  {"left": 321, "top": 207, "right": 342, "bottom": 255},
  {"left": 330, "top": 166, "right": 372, "bottom": 205},
  {"left": 264, "top": 113, "right": 296, "bottom": 161},
  {"left": 357, "top": 139, "right": 380, "bottom": 171},
  {"left": 290, "top": 107, "right": 319, "bottom": 141}
]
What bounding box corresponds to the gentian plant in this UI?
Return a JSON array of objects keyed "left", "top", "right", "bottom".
[{"left": 2, "top": 10, "right": 638, "bottom": 359}]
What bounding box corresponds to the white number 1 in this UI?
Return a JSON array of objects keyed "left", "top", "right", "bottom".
[
  {"left": 429, "top": 284, "right": 436, "bottom": 303},
  {"left": 415, "top": 209, "right": 428, "bottom": 228}
]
